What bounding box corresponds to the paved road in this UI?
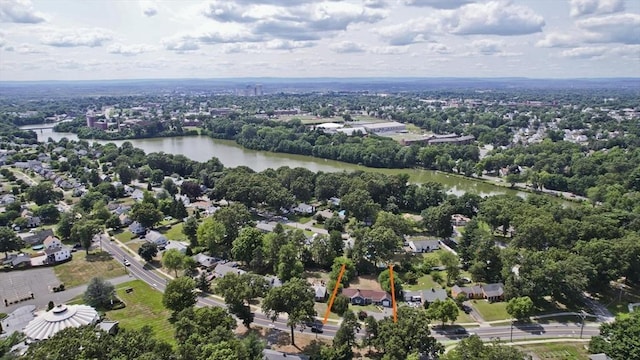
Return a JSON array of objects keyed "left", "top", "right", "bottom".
[{"left": 101, "top": 238, "right": 601, "bottom": 342}]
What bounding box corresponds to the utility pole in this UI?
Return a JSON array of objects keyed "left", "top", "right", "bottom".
[
  {"left": 510, "top": 320, "right": 514, "bottom": 342},
  {"left": 580, "top": 311, "right": 586, "bottom": 339}
]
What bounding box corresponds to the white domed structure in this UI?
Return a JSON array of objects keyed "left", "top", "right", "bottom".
[{"left": 24, "top": 304, "right": 99, "bottom": 341}]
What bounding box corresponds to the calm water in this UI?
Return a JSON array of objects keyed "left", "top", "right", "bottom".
[{"left": 32, "top": 126, "right": 524, "bottom": 197}]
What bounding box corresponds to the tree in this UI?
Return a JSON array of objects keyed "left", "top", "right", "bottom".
[
  {"left": 180, "top": 180, "right": 202, "bottom": 200},
  {"left": 439, "top": 251, "right": 460, "bottom": 285},
  {"left": 372, "top": 306, "right": 442, "bottom": 359},
  {"left": 421, "top": 203, "right": 454, "bottom": 239},
  {"left": 105, "top": 214, "right": 121, "bottom": 229},
  {"left": 150, "top": 169, "right": 164, "bottom": 185},
  {"left": 276, "top": 243, "right": 304, "bottom": 282},
  {"left": 212, "top": 203, "right": 253, "bottom": 248},
  {"left": 130, "top": 202, "right": 162, "bottom": 229},
  {"left": 309, "top": 234, "right": 337, "bottom": 269},
  {"left": 182, "top": 216, "right": 199, "bottom": 247},
  {"left": 116, "top": 165, "right": 134, "bottom": 185},
  {"left": 378, "top": 268, "right": 403, "bottom": 297},
  {"left": 34, "top": 204, "right": 60, "bottom": 224},
  {"left": 163, "top": 277, "right": 197, "bottom": 314},
  {"left": 0, "top": 226, "right": 23, "bottom": 258},
  {"left": 589, "top": 310, "right": 640, "bottom": 360},
  {"left": 232, "top": 227, "right": 264, "bottom": 265},
  {"left": 216, "top": 273, "right": 269, "bottom": 329},
  {"left": 162, "top": 248, "right": 186, "bottom": 277},
  {"left": 56, "top": 212, "right": 74, "bottom": 240},
  {"left": 26, "top": 182, "right": 62, "bottom": 205},
  {"left": 506, "top": 296, "right": 534, "bottom": 321},
  {"left": 333, "top": 310, "right": 361, "bottom": 359},
  {"left": 70, "top": 219, "right": 102, "bottom": 254},
  {"left": 138, "top": 242, "right": 158, "bottom": 262},
  {"left": 197, "top": 217, "right": 227, "bottom": 256},
  {"left": 442, "top": 335, "right": 528, "bottom": 360},
  {"left": 262, "top": 278, "right": 316, "bottom": 346},
  {"left": 162, "top": 178, "right": 178, "bottom": 196},
  {"left": 332, "top": 295, "right": 350, "bottom": 316},
  {"left": 83, "top": 277, "right": 115, "bottom": 309},
  {"left": 426, "top": 299, "right": 459, "bottom": 327}
]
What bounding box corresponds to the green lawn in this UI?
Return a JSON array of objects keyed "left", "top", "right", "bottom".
[
  {"left": 114, "top": 230, "right": 136, "bottom": 242},
  {"left": 349, "top": 304, "right": 383, "bottom": 313},
  {"left": 106, "top": 280, "right": 175, "bottom": 345},
  {"left": 160, "top": 222, "right": 185, "bottom": 241},
  {"left": 515, "top": 341, "right": 590, "bottom": 360},
  {"left": 455, "top": 310, "right": 476, "bottom": 324},
  {"left": 314, "top": 302, "right": 341, "bottom": 320},
  {"left": 470, "top": 300, "right": 510, "bottom": 321},
  {"left": 54, "top": 250, "right": 127, "bottom": 288},
  {"left": 405, "top": 274, "right": 442, "bottom": 291}
]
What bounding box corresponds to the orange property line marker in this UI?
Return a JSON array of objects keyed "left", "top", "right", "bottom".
[
  {"left": 323, "top": 263, "right": 346, "bottom": 325},
  {"left": 389, "top": 264, "right": 397, "bottom": 323}
]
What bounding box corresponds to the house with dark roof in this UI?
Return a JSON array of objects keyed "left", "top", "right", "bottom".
[
  {"left": 403, "top": 288, "right": 448, "bottom": 304},
  {"left": 193, "top": 253, "right": 219, "bottom": 270},
  {"left": 451, "top": 285, "right": 484, "bottom": 300},
  {"left": 3, "top": 254, "right": 32, "bottom": 268},
  {"left": 213, "top": 263, "right": 246, "bottom": 278},
  {"left": 451, "top": 283, "right": 505, "bottom": 302},
  {"left": 341, "top": 288, "right": 392, "bottom": 307},
  {"left": 23, "top": 229, "right": 55, "bottom": 246}
]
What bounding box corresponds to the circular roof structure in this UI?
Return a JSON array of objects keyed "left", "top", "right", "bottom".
[
  {"left": 317, "top": 122, "right": 344, "bottom": 129},
  {"left": 24, "top": 304, "right": 99, "bottom": 341}
]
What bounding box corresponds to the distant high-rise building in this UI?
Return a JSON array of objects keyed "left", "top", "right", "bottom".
[
  {"left": 242, "top": 84, "right": 264, "bottom": 96},
  {"left": 256, "top": 84, "right": 263, "bottom": 96},
  {"left": 86, "top": 111, "right": 96, "bottom": 128}
]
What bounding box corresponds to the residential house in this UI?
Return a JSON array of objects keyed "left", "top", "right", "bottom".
[
  {"left": 256, "top": 221, "right": 276, "bottom": 233},
  {"left": 408, "top": 239, "right": 440, "bottom": 253},
  {"left": 213, "top": 263, "right": 246, "bottom": 278},
  {"left": 43, "top": 236, "right": 62, "bottom": 249},
  {"left": 315, "top": 209, "right": 334, "bottom": 219},
  {"left": 265, "top": 275, "right": 283, "bottom": 288},
  {"left": 0, "top": 194, "right": 16, "bottom": 205},
  {"left": 118, "top": 213, "right": 132, "bottom": 226},
  {"left": 451, "top": 214, "right": 470, "bottom": 226},
  {"left": 44, "top": 245, "right": 71, "bottom": 264},
  {"left": 403, "top": 288, "right": 448, "bottom": 304},
  {"left": 21, "top": 210, "right": 41, "bottom": 228},
  {"left": 329, "top": 197, "right": 341, "bottom": 206},
  {"left": 145, "top": 231, "right": 168, "bottom": 249},
  {"left": 193, "top": 253, "right": 219, "bottom": 270},
  {"left": 128, "top": 221, "right": 146, "bottom": 236},
  {"left": 130, "top": 189, "right": 144, "bottom": 202},
  {"left": 23, "top": 229, "right": 55, "bottom": 246},
  {"left": 451, "top": 285, "right": 484, "bottom": 300},
  {"left": 312, "top": 284, "right": 328, "bottom": 302},
  {"left": 588, "top": 354, "right": 612, "bottom": 360},
  {"left": 293, "top": 203, "right": 315, "bottom": 214},
  {"left": 341, "top": 288, "right": 392, "bottom": 307},
  {"left": 480, "top": 283, "right": 505, "bottom": 302},
  {"left": 2, "top": 254, "right": 32, "bottom": 268}
]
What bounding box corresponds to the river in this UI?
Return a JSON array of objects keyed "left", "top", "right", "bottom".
[{"left": 29, "top": 125, "right": 525, "bottom": 197}]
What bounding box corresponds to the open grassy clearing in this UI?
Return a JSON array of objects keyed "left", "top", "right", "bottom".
[
  {"left": 113, "top": 229, "right": 136, "bottom": 242},
  {"left": 350, "top": 275, "right": 383, "bottom": 291},
  {"left": 349, "top": 303, "right": 383, "bottom": 313},
  {"left": 470, "top": 300, "right": 510, "bottom": 321},
  {"left": 404, "top": 274, "right": 442, "bottom": 291},
  {"left": 106, "top": 280, "right": 175, "bottom": 345},
  {"left": 313, "top": 302, "right": 341, "bottom": 320},
  {"left": 53, "top": 250, "right": 127, "bottom": 288},
  {"left": 455, "top": 310, "right": 476, "bottom": 324},
  {"left": 515, "top": 341, "right": 590, "bottom": 360},
  {"left": 159, "top": 222, "right": 185, "bottom": 241}
]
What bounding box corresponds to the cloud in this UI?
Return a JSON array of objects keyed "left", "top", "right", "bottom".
[
  {"left": 364, "top": 0, "right": 387, "bottom": 9},
  {"left": 162, "top": 35, "right": 200, "bottom": 52},
  {"left": 141, "top": 0, "right": 158, "bottom": 17},
  {"left": 201, "top": 1, "right": 256, "bottom": 23},
  {"left": 449, "top": 1, "right": 545, "bottom": 36},
  {"left": 41, "top": 28, "right": 112, "bottom": 47},
  {"left": 8, "top": 43, "right": 44, "bottom": 54},
  {"left": 264, "top": 39, "right": 315, "bottom": 50},
  {"left": 198, "top": 28, "right": 266, "bottom": 43},
  {"left": 402, "top": 0, "right": 473, "bottom": 9},
  {"left": 108, "top": 43, "right": 155, "bottom": 56},
  {"left": 376, "top": 17, "right": 440, "bottom": 45},
  {"left": 536, "top": 32, "right": 582, "bottom": 48},
  {"left": 577, "top": 13, "right": 640, "bottom": 44},
  {"left": 253, "top": 2, "right": 385, "bottom": 41},
  {"left": 370, "top": 45, "right": 410, "bottom": 54},
  {"left": 559, "top": 46, "right": 608, "bottom": 58},
  {"left": 0, "top": 0, "right": 46, "bottom": 23},
  {"left": 569, "top": 0, "right": 624, "bottom": 18},
  {"left": 472, "top": 39, "right": 503, "bottom": 55},
  {"left": 330, "top": 41, "right": 366, "bottom": 53}
]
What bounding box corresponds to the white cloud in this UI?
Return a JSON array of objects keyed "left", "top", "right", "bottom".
[
  {"left": 569, "top": 0, "right": 624, "bottom": 18},
  {"left": 0, "top": 0, "right": 46, "bottom": 23},
  {"left": 577, "top": 13, "right": 640, "bottom": 44},
  {"left": 140, "top": 1, "right": 158, "bottom": 17},
  {"left": 449, "top": 1, "right": 545, "bottom": 36},
  {"left": 201, "top": 1, "right": 256, "bottom": 23},
  {"left": 198, "top": 28, "right": 266, "bottom": 44},
  {"left": 330, "top": 41, "right": 366, "bottom": 53},
  {"left": 9, "top": 43, "right": 44, "bottom": 54},
  {"left": 536, "top": 32, "right": 583, "bottom": 48},
  {"left": 162, "top": 35, "right": 200, "bottom": 52},
  {"left": 376, "top": 17, "right": 440, "bottom": 45},
  {"left": 402, "top": 0, "right": 473, "bottom": 9},
  {"left": 364, "top": 0, "right": 387, "bottom": 9},
  {"left": 472, "top": 39, "right": 503, "bottom": 55},
  {"left": 559, "top": 46, "right": 608, "bottom": 58},
  {"left": 370, "top": 45, "right": 409, "bottom": 54},
  {"left": 41, "top": 28, "right": 112, "bottom": 47},
  {"left": 264, "top": 39, "right": 315, "bottom": 50},
  {"left": 108, "top": 43, "right": 155, "bottom": 56}
]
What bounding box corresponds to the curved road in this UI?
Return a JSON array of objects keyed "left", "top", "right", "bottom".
[{"left": 100, "top": 238, "right": 600, "bottom": 342}]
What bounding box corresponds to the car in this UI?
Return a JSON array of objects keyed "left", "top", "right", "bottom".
[
  {"left": 462, "top": 305, "right": 472, "bottom": 314},
  {"left": 306, "top": 321, "right": 324, "bottom": 333},
  {"left": 453, "top": 328, "right": 467, "bottom": 335},
  {"left": 123, "top": 259, "right": 131, "bottom": 266}
]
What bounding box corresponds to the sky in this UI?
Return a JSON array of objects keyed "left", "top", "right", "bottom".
[{"left": 0, "top": 0, "right": 638, "bottom": 81}]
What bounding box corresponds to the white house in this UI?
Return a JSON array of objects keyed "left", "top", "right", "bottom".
[
  {"left": 44, "top": 245, "right": 71, "bottom": 263},
  {"left": 408, "top": 239, "right": 440, "bottom": 253},
  {"left": 145, "top": 230, "right": 168, "bottom": 249},
  {"left": 43, "top": 236, "right": 62, "bottom": 249},
  {"left": 293, "top": 203, "right": 315, "bottom": 214}
]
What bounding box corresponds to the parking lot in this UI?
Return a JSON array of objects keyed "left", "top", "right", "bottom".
[{"left": 0, "top": 267, "right": 61, "bottom": 313}]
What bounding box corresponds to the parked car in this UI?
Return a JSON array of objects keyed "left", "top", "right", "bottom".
[
  {"left": 123, "top": 259, "right": 131, "bottom": 266},
  {"left": 462, "top": 305, "right": 472, "bottom": 314}
]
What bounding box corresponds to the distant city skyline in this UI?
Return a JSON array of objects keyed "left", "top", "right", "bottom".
[{"left": 0, "top": 0, "right": 638, "bottom": 81}]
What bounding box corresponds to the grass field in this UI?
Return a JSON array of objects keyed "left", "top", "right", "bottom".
[
  {"left": 314, "top": 302, "right": 341, "bottom": 320},
  {"left": 349, "top": 304, "right": 383, "bottom": 313},
  {"left": 515, "top": 341, "right": 590, "bottom": 360},
  {"left": 405, "top": 274, "right": 442, "bottom": 291},
  {"left": 455, "top": 310, "right": 476, "bottom": 324},
  {"left": 106, "top": 280, "right": 175, "bottom": 345},
  {"left": 53, "top": 250, "right": 127, "bottom": 288},
  {"left": 471, "top": 300, "right": 510, "bottom": 321},
  {"left": 160, "top": 222, "right": 185, "bottom": 241},
  {"left": 114, "top": 230, "right": 136, "bottom": 242}
]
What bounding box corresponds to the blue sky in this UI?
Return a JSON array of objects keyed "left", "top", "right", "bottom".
[{"left": 0, "top": 0, "right": 638, "bottom": 80}]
